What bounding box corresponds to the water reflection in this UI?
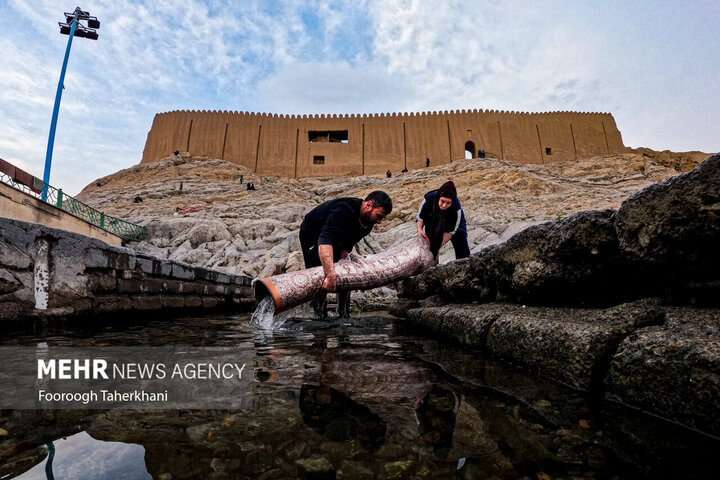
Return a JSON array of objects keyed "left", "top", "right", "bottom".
[
  {"left": 299, "top": 384, "right": 387, "bottom": 452},
  {"left": 6, "top": 432, "right": 150, "bottom": 480},
  {"left": 414, "top": 385, "right": 460, "bottom": 459},
  {"left": 1, "top": 313, "right": 718, "bottom": 479}
]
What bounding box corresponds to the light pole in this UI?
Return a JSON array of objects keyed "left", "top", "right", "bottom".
[{"left": 41, "top": 7, "right": 100, "bottom": 200}]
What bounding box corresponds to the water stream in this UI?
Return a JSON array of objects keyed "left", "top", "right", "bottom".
[
  {"left": 249, "top": 295, "right": 280, "bottom": 330},
  {"left": 1, "top": 312, "right": 717, "bottom": 479}
]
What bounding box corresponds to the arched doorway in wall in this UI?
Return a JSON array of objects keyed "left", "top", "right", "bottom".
[{"left": 464, "top": 141, "right": 476, "bottom": 159}]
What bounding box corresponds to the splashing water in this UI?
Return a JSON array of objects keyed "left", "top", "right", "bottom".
[{"left": 250, "top": 295, "right": 284, "bottom": 330}]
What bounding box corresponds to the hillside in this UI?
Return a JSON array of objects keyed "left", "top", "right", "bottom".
[{"left": 76, "top": 151, "right": 705, "bottom": 288}]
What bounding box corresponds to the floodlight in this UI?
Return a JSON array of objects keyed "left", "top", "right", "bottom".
[{"left": 42, "top": 7, "right": 101, "bottom": 200}]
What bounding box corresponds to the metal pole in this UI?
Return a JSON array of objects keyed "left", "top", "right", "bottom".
[{"left": 42, "top": 18, "right": 78, "bottom": 201}]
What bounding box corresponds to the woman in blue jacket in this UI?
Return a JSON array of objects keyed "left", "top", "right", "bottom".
[{"left": 416, "top": 180, "right": 470, "bottom": 262}]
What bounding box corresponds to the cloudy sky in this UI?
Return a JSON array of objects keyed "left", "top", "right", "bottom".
[{"left": 1, "top": 0, "right": 718, "bottom": 195}]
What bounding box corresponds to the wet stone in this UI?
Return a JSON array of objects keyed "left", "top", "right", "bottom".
[
  {"left": 384, "top": 460, "right": 415, "bottom": 479},
  {"left": 339, "top": 460, "right": 374, "bottom": 480},
  {"left": 606, "top": 307, "right": 720, "bottom": 436},
  {"left": 295, "top": 457, "right": 335, "bottom": 478}
]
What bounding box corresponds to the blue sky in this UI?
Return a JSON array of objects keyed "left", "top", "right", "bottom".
[{"left": 1, "top": 0, "right": 718, "bottom": 195}]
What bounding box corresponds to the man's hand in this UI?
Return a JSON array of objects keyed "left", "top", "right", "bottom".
[
  {"left": 321, "top": 271, "right": 337, "bottom": 292},
  {"left": 318, "top": 244, "right": 337, "bottom": 292}
]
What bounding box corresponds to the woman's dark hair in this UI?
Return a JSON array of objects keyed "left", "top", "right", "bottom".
[
  {"left": 436, "top": 181, "right": 457, "bottom": 201},
  {"left": 365, "top": 190, "right": 393, "bottom": 214}
]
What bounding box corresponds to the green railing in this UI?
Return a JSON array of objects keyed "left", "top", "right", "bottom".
[{"left": 0, "top": 171, "right": 146, "bottom": 241}]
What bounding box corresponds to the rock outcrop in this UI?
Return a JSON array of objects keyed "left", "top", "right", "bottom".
[
  {"left": 399, "top": 155, "right": 720, "bottom": 307},
  {"left": 75, "top": 151, "right": 694, "bottom": 309},
  {"left": 396, "top": 155, "right": 720, "bottom": 436}
]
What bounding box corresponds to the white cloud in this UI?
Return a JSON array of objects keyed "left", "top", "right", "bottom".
[
  {"left": 257, "top": 60, "right": 412, "bottom": 114},
  {"left": 0, "top": 0, "right": 717, "bottom": 197}
]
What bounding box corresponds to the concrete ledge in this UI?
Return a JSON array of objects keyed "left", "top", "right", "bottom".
[
  {"left": 0, "top": 217, "right": 254, "bottom": 322},
  {"left": 403, "top": 300, "right": 720, "bottom": 437},
  {"left": 0, "top": 181, "right": 124, "bottom": 246}
]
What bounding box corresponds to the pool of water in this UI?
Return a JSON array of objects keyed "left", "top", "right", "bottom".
[{"left": 1, "top": 312, "right": 718, "bottom": 479}]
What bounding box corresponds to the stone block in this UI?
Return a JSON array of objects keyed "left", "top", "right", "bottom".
[
  {"left": 161, "top": 295, "right": 185, "bottom": 308},
  {"left": 406, "top": 303, "right": 517, "bottom": 350},
  {"left": 202, "top": 296, "right": 222, "bottom": 308},
  {"left": 170, "top": 263, "right": 195, "bottom": 280},
  {"left": 606, "top": 307, "right": 720, "bottom": 437},
  {"left": 121, "top": 269, "right": 144, "bottom": 280},
  {"left": 64, "top": 299, "right": 92, "bottom": 313},
  {"left": 184, "top": 295, "right": 202, "bottom": 308},
  {"left": 485, "top": 299, "right": 662, "bottom": 391},
  {"left": 231, "top": 285, "right": 252, "bottom": 297},
  {"left": 117, "top": 279, "right": 143, "bottom": 294},
  {"left": 183, "top": 282, "right": 207, "bottom": 295},
  {"left": 136, "top": 256, "right": 155, "bottom": 275},
  {"left": 86, "top": 274, "right": 117, "bottom": 293},
  {"left": 84, "top": 249, "right": 112, "bottom": 269},
  {"left": 196, "top": 268, "right": 231, "bottom": 284},
  {"left": 130, "top": 295, "right": 163, "bottom": 310},
  {"left": 161, "top": 280, "right": 182, "bottom": 294},
  {"left": 137, "top": 278, "right": 165, "bottom": 294},
  {"left": 137, "top": 256, "right": 172, "bottom": 276},
  {"left": 94, "top": 295, "right": 133, "bottom": 312},
  {"left": 158, "top": 260, "right": 172, "bottom": 276},
  {"left": 84, "top": 248, "right": 136, "bottom": 271}
]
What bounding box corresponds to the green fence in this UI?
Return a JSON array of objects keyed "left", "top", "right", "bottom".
[{"left": 0, "top": 172, "right": 146, "bottom": 241}]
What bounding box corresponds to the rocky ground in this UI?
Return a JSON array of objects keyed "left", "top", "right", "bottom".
[{"left": 75, "top": 149, "right": 706, "bottom": 307}]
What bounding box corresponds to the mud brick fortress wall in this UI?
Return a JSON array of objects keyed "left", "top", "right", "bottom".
[{"left": 141, "top": 109, "right": 626, "bottom": 177}]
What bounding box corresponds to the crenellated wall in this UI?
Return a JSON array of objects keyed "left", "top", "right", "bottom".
[{"left": 140, "top": 109, "right": 627, "bottom": 176}]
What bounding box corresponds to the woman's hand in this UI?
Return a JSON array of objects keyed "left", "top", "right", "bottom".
[{"left": 416, "top": 220, "right": 429, "bottom": 243}]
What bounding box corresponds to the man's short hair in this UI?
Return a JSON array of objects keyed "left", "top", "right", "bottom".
[{"left": 365, "top": 190, "right": 392, "bottom": 215}]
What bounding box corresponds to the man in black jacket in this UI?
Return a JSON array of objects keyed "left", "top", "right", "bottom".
[{"left": 300, "top": 191, "right": 392, "bottom": 319}]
